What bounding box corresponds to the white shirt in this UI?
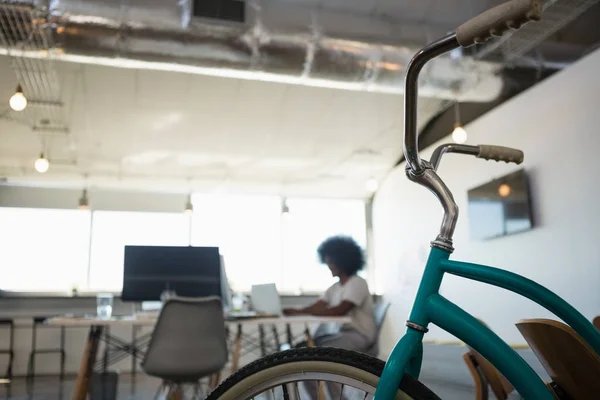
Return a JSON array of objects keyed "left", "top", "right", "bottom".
[{"left": 321, "top": 275, "right": 377, "bottom": 343}]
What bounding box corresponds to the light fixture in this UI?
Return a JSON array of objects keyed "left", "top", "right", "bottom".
[
  {"left": 498, "top": 184, "right": 511, "bottom": 198},
  {"left": 9, "top": 84, "right": 27, "bottom": 112},
  {"left": 78, "top": 189, "right": 90, "bottom": 210},
  {"left": 451, "top": 101, "right": 467, "bottom": 144},
  {"left": 365, "top": 178, "right": 378, "bottom": 193},
  {"left": 184, "top": 194, "right": 193, "bottom": 214},
  {"left": 452, "top": 125, "right": 468, "bottom": 144},
  {"left": 34, "top": 153, "right": 49, "bottom": 173},
  {"left": 281, "top": 197, "right": 290, "bottom": 214}
]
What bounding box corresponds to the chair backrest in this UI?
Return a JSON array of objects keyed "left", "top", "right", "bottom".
[
  {"left": 467, "top": 320, "right": 513, "bottom": 400},
  {"left": 363, "top": 302, "right": 390, "bottom": 357},
  {"left": 593, "top": 316, "right": 600, "bottom": 331},
  {"left": 516, "top": 318, "right": 600, "bottom": 400},
  {"left": 373, "top": 302, "right": 391, "bottom": 332},
  {"left": 142, "top": 296, "right": 228, "bottom": 382},
  {"left": 467, "top": 349, "right": 514, "bottom": 400}
]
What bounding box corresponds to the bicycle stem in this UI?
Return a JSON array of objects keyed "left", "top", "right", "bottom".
[{"left": 403, "top": 33, "right": 461, "bottom": 252}]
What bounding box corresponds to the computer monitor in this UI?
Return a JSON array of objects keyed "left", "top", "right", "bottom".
[{"left": 121, "top": 245, "right": 222, "bottom": 302}]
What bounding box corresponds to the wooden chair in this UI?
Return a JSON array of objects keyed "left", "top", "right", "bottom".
[
  {"left": 516, "top": 318, "right": 600, "bottom": 400},
  {"left": 463, "top": 348, "right": 514, "bottom": 400},
  {"left": 462, "top": 320, "right": 514, "bottom": 400},
  {"left": 593, "top": 316, "right": 600, "bottom": 330}
]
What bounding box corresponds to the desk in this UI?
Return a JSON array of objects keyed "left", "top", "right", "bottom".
[{"left": 47, "top": 315, "right": 351, "bottom": 400}]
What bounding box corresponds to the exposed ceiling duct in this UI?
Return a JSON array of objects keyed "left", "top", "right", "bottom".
[{"left": 0, "top": 0, "right": 504, "bottom": 102}]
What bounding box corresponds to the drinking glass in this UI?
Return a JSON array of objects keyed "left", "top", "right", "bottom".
[{"left": 96, "top": 293, "right": 114, "bottom": 319}]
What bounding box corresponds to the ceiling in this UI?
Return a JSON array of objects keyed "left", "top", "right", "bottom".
[
  {"left": 0, "top": 56, "right": 422, "bottom": 198},
  {"left": 1, "top": 0, "right": 599, "bottom": 198}
]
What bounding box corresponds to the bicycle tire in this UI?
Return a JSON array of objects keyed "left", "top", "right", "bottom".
[{"left": 206, "top": 347, "right": 441, "bottom": 400}]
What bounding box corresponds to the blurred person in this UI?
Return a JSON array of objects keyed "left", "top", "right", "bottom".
[{"left": 284, "top": 235, "right": 376, "bottom": 353}]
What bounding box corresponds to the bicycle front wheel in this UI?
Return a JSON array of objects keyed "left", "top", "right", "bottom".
[{"left": 206, "top": 347, "right": 440, "bottom": 400}]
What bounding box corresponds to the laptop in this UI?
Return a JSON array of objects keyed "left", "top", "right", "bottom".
[{"left": 250, "top": 283, "right": 282, "bottom": 316}]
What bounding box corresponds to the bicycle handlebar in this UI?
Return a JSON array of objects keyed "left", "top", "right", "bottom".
[
  {"left": 456, "top": 0, "right": 542, "bottom": 47},
  {"left": 404, "top": 0, "right": 541, "bottom": 176},
  {"left": 477, "top": 145, "right": 524, "bottom": 164},
  {"left": 430, "top": 144, "right": 524, "bottom": 171},
  {"left": 403, "top": 0, "right": 542, "bottom": 251}
]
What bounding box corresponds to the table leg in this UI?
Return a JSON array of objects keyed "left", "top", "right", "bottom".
[
  {"left": 103, "top": 327, "right": 110, "bottom": 372},
  {"left": 304, "top": 324, "right": 325, "bottom": 399},
  {"left": 169, "top": 384, "right": 183, "bottom": 400},
  {"left": 286, "top": 323, "right": 293, "bottom": 347},
  {"left": 231, "top": 324, "right": 243, "bottom": 372},
  {"left": 209, "top": 372, "right": 221, "bottom": 389},
  {"left": 304, "top": 324, "right": 315, "bottom": 347},
  {"left": 259, "top": 324, "right": 266, "bottom": 357},
  {"left": 131, "top": 326, "right": 138, "bottom": 395},
  {"left": 272, "top": 325, "right": 280, "bottom": 351},
  {"left": 73, "top": 325, "right": 103, "bottom": 400}
]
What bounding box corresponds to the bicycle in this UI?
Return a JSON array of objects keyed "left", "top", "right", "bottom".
[{"left": 206, "top": 0, "right": 600, "bottom": 398}]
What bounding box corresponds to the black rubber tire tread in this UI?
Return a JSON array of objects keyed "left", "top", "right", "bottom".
[{"left": 206, "top": 347, "right": 441, "bottom": 400}]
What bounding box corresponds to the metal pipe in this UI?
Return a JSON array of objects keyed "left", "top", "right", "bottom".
[
  {"left": 0, "top": 1, "right": 505, "bottom": 101},
  {"left": 403, "top": 33, "right": 460, "bottom": 174}
]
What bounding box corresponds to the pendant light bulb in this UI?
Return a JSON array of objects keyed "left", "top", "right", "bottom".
[
  {"left": 78, "top": 189, "right": 90, "bottom": 210},
  {"left": 452, "top": 124, "right": 468, "bottom": 144},
  {"left": 9, "top": 85, "right": 27, "bottom": 112},
  {"left": 281, "top": 197, "right": 290, "bottom": 214},
  {"left": 451, "top": 101, "right": 467, "bottom": 144},
  {"left": 34, "top": 153, "right": 49, "bottom": 173},
  {"left": 184, "top": 194, "right": 193, "bottom": 214}
]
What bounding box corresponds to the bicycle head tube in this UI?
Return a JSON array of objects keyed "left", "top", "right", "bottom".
[{"left": 403, "top": 33, "right": 460, "bottom": 252}]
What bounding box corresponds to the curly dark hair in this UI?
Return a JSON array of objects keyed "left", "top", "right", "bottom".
[{"left": 317, "top": 235, "right": 365, "bottom": 276}]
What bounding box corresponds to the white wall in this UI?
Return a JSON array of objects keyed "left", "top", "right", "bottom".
[{"left": 373, "top": 48, "right": 600, "bottom": 357}]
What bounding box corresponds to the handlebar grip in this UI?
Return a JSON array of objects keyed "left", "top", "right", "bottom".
[
  {"left": 477, "top": 145, "right": 524, "bottom": 164},
  {"left": 456, "top": 0, "right": 542, "bottom": 47}
]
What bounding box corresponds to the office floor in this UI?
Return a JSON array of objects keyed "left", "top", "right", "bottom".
[
  {"left": 1, "top": 376, "right": 480, "bottom": 400},
  {"left": 1, "top": 344, "right": 544, "bottom": 399}
]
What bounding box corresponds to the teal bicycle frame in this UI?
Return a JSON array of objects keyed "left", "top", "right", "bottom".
[
  {"left": 371, "top": 13, "right": 600, "bottom": 399},
  {"left": 374, "top": 247, "right": 600, "bottom": 399}
]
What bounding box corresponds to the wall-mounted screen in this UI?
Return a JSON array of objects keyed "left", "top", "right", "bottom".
[{"left": 467, "top": 169, "right": 533, "bottom": 240}]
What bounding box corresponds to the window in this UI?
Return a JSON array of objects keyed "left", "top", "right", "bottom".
[
  {"left": 88, "top": 211, "right": 191, "bottom": 290},
  {"left": 190, "top": 195, "right": 281, "bottom": 292},
  {"left": 281, "top": 198, "right": 367, "bottom": 293},
  {"left": 0, "top": 207, "right": 91, "bottom": 291},
  {"left": 0, "top": 196, "right": 367, "bottom": 294}
]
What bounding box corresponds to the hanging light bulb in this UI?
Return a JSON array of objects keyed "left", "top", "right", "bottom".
[
  {"left": 9, "top": 85, "right": 27, "bottom": 112},
  {"left": 365, "top": 178, "right": 378, "bottom": 193},
  {"left": 78, "top": 189, "right": 90, "bottom": 210},
  {"left": 498, "top": 184, "right": 511, "bottom": 198},
  {"left": 184, "top": 194, "right": 193, "bottom": 214},
  {"left": 452, "top": 124, "right": 468, "bottom": 144},
  {"left": 451, "top": 101, "right": 467, "bottom": 144},
  {"left": 34, "top": 153, "right": 49, "bottom": 173}
]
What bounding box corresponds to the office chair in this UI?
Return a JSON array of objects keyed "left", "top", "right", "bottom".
[
  {"left": 142, "top": 297, "right": 228, "bottom": 399},
  {"left": 365, "top": 302, "right": 391, "bottom": 357}
]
